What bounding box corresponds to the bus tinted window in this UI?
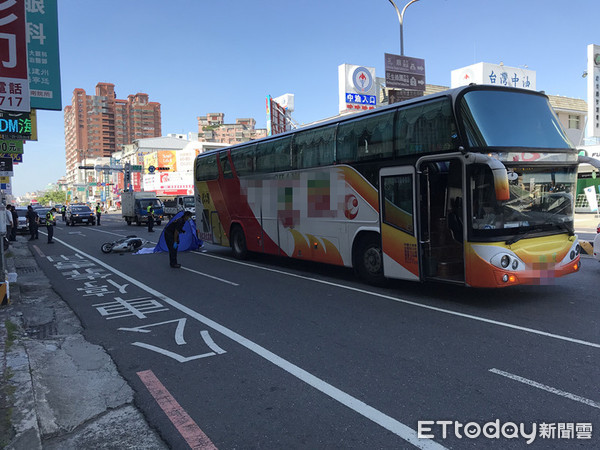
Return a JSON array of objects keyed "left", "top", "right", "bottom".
[
  {"left": 256, "top": 137, "right": 292, "bottom": 173},
  {"left": 395, "top": 98, "right": 455, "bottom": 155},
  {"left": 292, "top": 126, "right": 335, "bottom": 169},
  {"left": 460, "top": 90, "right": 572, "bottom": 149},
  {"left": 219, "top": 152, "right": 233, "bottom": 179},
  {"left": 230, "top": 145, "right": 256, "bottom": 176},
  {"left": 196, "top": 153, "right": 219, "bottom": 181},
  {"left": 336, "top": 111, "right": 394, "bottom": 163}
]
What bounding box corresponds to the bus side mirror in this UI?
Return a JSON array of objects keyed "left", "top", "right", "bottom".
[{"left": 464, "top": 153, "right": 510, "bottom": 201}]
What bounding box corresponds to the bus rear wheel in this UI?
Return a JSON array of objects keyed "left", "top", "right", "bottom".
[
  {"left": 231, "top": 226, "right": 248, "bottom": 259},
  {"left": 355, "top": 234, "right": 385, "bottom": 285}
]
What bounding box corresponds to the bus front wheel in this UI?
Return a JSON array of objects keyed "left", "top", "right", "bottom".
[
  {"left": 355, "top": 234, "right": 385, "bottom": 285},
  {"left": 231, "top": 226, "right": 248, "bottom": 260}
]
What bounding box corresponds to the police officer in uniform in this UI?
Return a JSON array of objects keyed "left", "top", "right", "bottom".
[
  {"left": 147, "top": 204, "right": 155, "bottom": 232},
  {"left": 46, "top": 208, "right": 57, "bottom": 243}
]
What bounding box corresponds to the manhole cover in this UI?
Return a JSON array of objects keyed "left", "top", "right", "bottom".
[
  {"left": 17, "top": 267, "right": 38, "bottom": 274},
  {"left": 26, "top": 321, "right": 57, "bottom": 339}
]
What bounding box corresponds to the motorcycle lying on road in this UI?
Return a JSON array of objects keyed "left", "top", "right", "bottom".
[{"left": 101, "top": 235, "right": 146, "bottom": 254}]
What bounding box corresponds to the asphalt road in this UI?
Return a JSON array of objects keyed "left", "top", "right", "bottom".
[{"left": 28, "top": 213, "right": 600, "bottom": 449}]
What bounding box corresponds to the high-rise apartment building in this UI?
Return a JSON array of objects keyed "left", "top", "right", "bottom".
[
  {"left": 64, "top": 82, "right": 161, "bottom": 184},
  {"left": 197, "top": 113, "right": 267, "bottom": 144}
]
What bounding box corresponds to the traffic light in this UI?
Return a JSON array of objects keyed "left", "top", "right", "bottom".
[{"left": 78, "top": 165, "right": 95, "bottom": 169}]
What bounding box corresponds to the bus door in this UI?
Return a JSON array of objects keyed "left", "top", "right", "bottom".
[
  {"left": 417, "top": 157, "right": 465, "bottom": 284},
  {"left": 379, "top": 167, "right": 419, "bottom": 281}
]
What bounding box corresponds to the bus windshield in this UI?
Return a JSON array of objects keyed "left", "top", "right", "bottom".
[
  {"left": 470, "top": 164, "right": 576, "bottom": 239},
  {"left": 459, "top": 90, "right": 572, "bottom": 149}
]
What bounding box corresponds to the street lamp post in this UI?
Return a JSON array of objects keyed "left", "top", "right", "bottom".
[{"left": 388, "top": 0, "right": 420, "bottom": 56}]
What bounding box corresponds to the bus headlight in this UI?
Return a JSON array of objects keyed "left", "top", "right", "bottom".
[{"left": 490, "top": 251, "right": 525, "bottom": 272}]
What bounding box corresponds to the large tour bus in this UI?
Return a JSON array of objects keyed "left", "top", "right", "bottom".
[{"left": 194, "top": 85, "right": 593, "bottom": 288}]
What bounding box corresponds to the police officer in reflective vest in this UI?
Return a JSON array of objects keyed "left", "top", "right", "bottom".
[
  {"left": 46, "top": 208, "right": 56, "bottom": 244},
  {"left": 95, "top": 203, "right": 102, "bottom": 226},
  {"left": 147, "top": 204, "right": 155, "bottom": 232}
]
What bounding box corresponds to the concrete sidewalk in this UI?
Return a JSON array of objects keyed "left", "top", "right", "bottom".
[{"left": 0, "top": 238, "right": 166, "bottom": 449}]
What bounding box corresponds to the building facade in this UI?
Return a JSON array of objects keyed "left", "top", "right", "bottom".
[
  {"left": 197, "top": 113, "right": 267, "bottom": 144},
  {"left": 64, "top": 83, "right": 162, "bottom": 188}
]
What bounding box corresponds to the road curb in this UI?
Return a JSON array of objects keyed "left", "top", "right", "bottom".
[{"left": 0, "top": 238, "right": 167, "bottom": 449}]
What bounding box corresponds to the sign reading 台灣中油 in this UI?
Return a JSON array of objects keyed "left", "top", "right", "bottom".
[
  {"left": 26, "top": 0, "right": 62, "bottom": 111},
  {"left": 451, "top": 62, "right": 536, "bottom": 90},
  {"left": 0, "top": 0, "right": 30, "bottom": 112}
]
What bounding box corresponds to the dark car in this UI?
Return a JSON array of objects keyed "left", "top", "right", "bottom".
[
  {"left": 36, "top": 207, "right": 51, "bottom": 226},
  {"left": 65, "top": 205, "right": 96, "bottom": 226}
]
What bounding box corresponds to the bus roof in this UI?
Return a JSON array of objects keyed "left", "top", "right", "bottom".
[{"left": 197, "top": 84, "right": 551, "bottom": 158}]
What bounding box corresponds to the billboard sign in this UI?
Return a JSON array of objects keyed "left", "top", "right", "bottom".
[
  {"left": 26, "top": 0, "right": 62, "bottom": 110},
  {"left": 0, "top": 139, "right": 23, "bottom": 154},
  {"left": 0, "top": 0, "right": 30, "bottom": 112},
  {"left": 384, "top": 53, "right": 426, "bottom": 91},
  {"left": 157, "top": 150, "right": 177, "bottom": 171},
  {"left": 587, "top": 44, "right": 600, "bottom": 138},
  {"left": 451, "top": 62, "right": 536, "bottom": 90},
  {"left": 338, "top": 64, "right": 377, "bottom": 113},
  {"left": 0, "top": 109, "right": 32, "bottom": 139},
  {"left": 0, "top": 157, "right": 13, "bottom": 176},
  {"left": 143, "top": 171, "right": 193, "bottom": 196},
  {"left": 0, "top": 153, "right": 23, "bottom": 162},
  {"left": 266, "top": 95, "right": 288, "bottom": 136}
]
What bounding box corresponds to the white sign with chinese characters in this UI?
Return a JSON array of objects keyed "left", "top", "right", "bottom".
[
  {"left": 338, "top": 64, "right": 378, "bottom": 114},
  {"left": 451, "top": 62, "right": 536, "bottom": 91},
  {"left": 587, "top": 44, "right": 600, "bottom": 138}
]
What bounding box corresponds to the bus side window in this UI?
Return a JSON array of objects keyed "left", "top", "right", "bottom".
[
  {"left": 231, "top": 145, "right": 256, "bottom": 176},
  {"left": 292, "top": 126, "right": 335, "bottom": 169},
  {"left": 395, "top": 98, "right": 455, "bottom": 156},
  {"left": 257, "top": 137, "right": 292, "bottom": 173},
  {"left": 219, "top": 152, "right": 233, "bottom": 179},
  {"left": 196, "top": 154, "right": 219, "bottom": 181},
  {"left": 337, "top": 112, "right": 394, "bottom": 163}
]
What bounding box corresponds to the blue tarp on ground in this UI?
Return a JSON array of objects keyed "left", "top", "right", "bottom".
[{"left": 153, "top": 211, "right": 203, "bottom": 253}]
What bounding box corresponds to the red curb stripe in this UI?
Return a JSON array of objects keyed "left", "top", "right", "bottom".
[{"left": 137, "top": 369, "right": 217, "bottom": 450}]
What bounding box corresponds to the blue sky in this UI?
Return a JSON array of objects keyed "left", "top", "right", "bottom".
[{"left": 13, "top": 0, "right": 598, "bottom": 196}]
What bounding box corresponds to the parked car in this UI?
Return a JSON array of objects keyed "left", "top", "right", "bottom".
[
  {"left": 14, "top": 207, "right": 29, "bottom": 233},
  {"left": 65, "top": 205, "right": 96, "bottom": 226}
]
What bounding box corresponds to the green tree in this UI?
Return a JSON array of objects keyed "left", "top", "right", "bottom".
[{"left": 37, "top": 190, "right": 67, "bottom": 206}]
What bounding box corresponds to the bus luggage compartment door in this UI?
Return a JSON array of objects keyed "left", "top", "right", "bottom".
[
  {"left": 379, "top": 167, "right": 419, "bottom": 281},
  {"left": 210, "top": 211, "right": 225, "bottom": 245}
]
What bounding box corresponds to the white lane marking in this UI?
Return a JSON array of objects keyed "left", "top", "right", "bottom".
[
  {"left": 182, "top": 266, "right": 239, "bottom": 286},
  {"left": 49, "top": 237, "right": 445, "bottom": 450},
  {"left": 118, "top": 318, "right": 187, "bottom": 345},
  {"left": 192, "top": 252, "right": 600, "bottom": 350},
  {"left": 490, "top": 368, "right": 600, "bottom": 410},
  {"left": 201, "top": 330, "right": 227, "bottom": 354}
]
